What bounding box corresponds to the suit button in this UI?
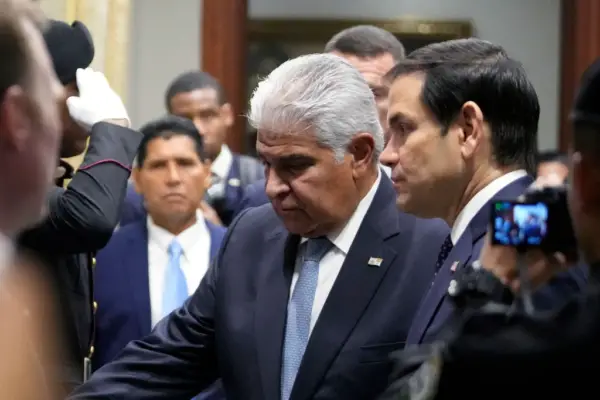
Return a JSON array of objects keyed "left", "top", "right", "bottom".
[
  {"left": 89, "top": 346, "right": 95, "bottom": 357},
  {"left": 93, "top": 301, "right": 98, "bottom": 313}
]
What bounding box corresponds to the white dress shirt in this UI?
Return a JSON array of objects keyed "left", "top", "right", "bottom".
[
  {"left": 380, "top": 163, "right": 392, "bottom": 177},
  {"left": 290, "top": 170, "right": 382, "bottom": 334},
  {"left": 147, "top": 211, "right": 212, "bottom": 327},
  {"left": 206, "top": 145, "right": 234, "bottom": 200},
  {"left": 451, "top": 169, "right": 528, "bottom": 244},
  {"left": 211, "top": 145, "right": 234, "bottom": 182}
]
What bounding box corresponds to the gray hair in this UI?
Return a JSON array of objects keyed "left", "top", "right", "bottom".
[{"left": 248, "top": 53, "right": 384, "bottom": 162}]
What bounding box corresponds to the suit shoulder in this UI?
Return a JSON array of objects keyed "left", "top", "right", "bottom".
[
  {"left": 233, "top": 203, "right": 278, "bottom": 230},
  {"left": 399, "top": 211, "right": 449, "bottom": 238},
  {"left": 246, "top": 178, "right": 266, "bottom": 193},
  {"left": 236, "top": 153, "right": 262, "bottom": 165},
  {"left": 206, "top": 221, "right": 227, "bottom": 245},
  {"left": 418, "top": 217, "right": 450, "bottom": 238},
  {"left": 99, "top": 221, "right": 145, "bottom": 254},
  {"left": 223, "top": 204, "right": 281, "bottom": 248}
]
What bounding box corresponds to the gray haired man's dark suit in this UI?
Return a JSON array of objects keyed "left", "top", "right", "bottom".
[{"left": 69, "top": 176, "right": 450, "bottom": 400}]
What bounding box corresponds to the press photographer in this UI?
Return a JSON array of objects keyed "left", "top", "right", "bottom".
[
  {"left": 447, "top": 180, "right": 582, "bottom": 313},
  {"left": 380, "top": 56, "right": 600, "bottom": 399}
]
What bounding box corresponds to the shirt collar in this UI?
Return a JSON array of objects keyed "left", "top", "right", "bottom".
[
  {"left": 147, "top": 210, "right": 207, "bottom": 258},
  {"left": 211, "top": 145, "right": 233, "bottom": 181},
  {"left": 451, "top": 169, "right": 528, "bottom": 244}
]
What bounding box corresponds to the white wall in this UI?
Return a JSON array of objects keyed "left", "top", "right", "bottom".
[
  {"left": 250, "top": 0, "right": 561, "bottom": 150},
  {"left": 127, "top": 0, "right": 560, "bottom": 148},
  {"left": 127, "top": 0, "right": 202, "bottom": 128}
]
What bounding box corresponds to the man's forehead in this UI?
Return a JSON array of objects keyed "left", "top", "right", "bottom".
[
  {"left": 257, "top": 133, "right": 311, "bottom": 147},
  {"left": 146, "top": 135, "right": 196, "bottom": 153},
  {"left": 256, "top": 131, "right": 320, "bottom": 156},
  {"left": 332, "top": 51, "right": 395, "bottom": 67},
  {"left": 387, "top": 73, "right": 426, "bottom": 119},
  {"left": 171, "top": 88, "right": 220, "bottom": 108},
  {"left": 389, "top": 73, "right": 425, "bottom": 99},
  {"left": 332, "top": 51, "right": 396, "bottom": 86}
]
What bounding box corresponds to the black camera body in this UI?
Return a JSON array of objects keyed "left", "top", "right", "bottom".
[{"left": 490, "top": 185, "right": 578, "bottom": 261}]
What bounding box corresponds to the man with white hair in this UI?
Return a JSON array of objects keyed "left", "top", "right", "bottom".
[
  {"left": 235, "top": 24, "right": 403, "bottom": 215},
  {"left": 70, "top": 53, "right": 448, "bottom": 400}
]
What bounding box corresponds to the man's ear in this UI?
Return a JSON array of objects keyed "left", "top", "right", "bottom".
[
  {"left": 131, "top": 168, "right": 143, "bottom": 195},
  {"left": 0, "top": 85, "right": 29, "bottom": 152},
  {"left": 456, "top": 101, "right": 485, "bottom": 160},
  {"left": 348, "top": 132, "right": 375, "bottom": 178},
  {"left": 221, "top": 103, "right": 234, "bottom": 127}
]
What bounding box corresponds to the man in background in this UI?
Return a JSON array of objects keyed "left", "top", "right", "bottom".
[
  {"left": 121, "top": 71, "right": 264, "bottom": 227},
  {"left": 17, "top": 19, "right": 142, "bottom": 391},
  {"left": 536, "top": 150, "right": 569, "bottom": 183},
  {"left": 236, "top": 25, "right": 404, "bottom": 215},
  {"left": 0, "top": 0, "right": 64, "bottom": 398},
  {"left": 93, "top": 116, "right": 225, "bottom": 398}
]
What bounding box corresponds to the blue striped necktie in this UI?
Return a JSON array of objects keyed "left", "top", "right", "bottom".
[
  {"left": 280, "top": 237, "right": 333, "bottom": 400},
  {"left": 161, "top": 240, "right": 206, "bottom": 400},
  {"left": 161, "top": 239, "right": 188, "bottom": 318}
]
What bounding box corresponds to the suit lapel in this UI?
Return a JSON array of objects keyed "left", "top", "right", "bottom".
[
  {"left": 468, "top": 175, "right": 534, "bottom": 241},
  {"left": 205, "top": 221, "right": 225, "bottom": 260},
  {"left": 408, "top": 229, "right": 474, "bottom": 344},
  {"left": 291, "top": 177, "right": 401, "bottom": 400},
  {"left": 407, "top": 175, "right": 534, "bottom": 344},
  {"left": 255, "top": 230, "right": 299, "bottom": 400},
  {"left": 123, "top": 221, "right": 152, "bottom": 335}
]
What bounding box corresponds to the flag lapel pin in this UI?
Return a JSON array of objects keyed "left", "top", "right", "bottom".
[
  {"left": 450, "top": 261, "right": 459, "bottom": 272},
  {"left": 367, "top": 257, "right": 383, "bottom": 267}
]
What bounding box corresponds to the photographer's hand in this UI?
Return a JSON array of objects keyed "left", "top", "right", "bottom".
[
  {"left": 480, "top": 175, "right": 575, "bottom": 293},
  {"left": 479, "top": 231, "right": 570, "bottom": 293}
]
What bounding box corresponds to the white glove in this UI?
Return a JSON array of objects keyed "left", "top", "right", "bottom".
[{"left": 66, "top": 68, "right": 130, "bottom": 131}]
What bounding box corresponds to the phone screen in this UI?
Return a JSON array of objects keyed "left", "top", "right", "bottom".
[{"left": 491, "top": 201, "right": 549, "bottom": 247}]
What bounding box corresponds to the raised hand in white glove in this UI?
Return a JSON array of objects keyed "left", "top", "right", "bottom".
[{"left": 66, "top": 68, "right": 130, "bottom": 131}]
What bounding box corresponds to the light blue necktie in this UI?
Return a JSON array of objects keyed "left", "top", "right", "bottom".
[
  {"left": 162, "top": 239, "right": 188, "bottom": 318},
  {"left": 281, "top": 237, "right": 333, "bottom": 400}
]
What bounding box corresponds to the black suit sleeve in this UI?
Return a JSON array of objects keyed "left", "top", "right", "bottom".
[
  {"left": 19, "top": 122, "right": 141, "bottom": 254},
  {"left": 68, "top": 209, "right": 249, "bottom": 399}
]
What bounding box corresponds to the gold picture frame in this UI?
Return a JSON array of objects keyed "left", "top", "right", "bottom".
[
  {"left": 244, "top": 18, "right": 473, "bottom": 150},
  {"left": 248, "top": 18, "right": 473, "bottom": 43}
]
